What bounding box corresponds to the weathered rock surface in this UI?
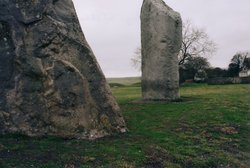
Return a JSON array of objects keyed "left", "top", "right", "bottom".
[
  {"left": 141, "top": 0, "right": 182, "bottom": 100},
  {"left": 0, "top": 0, "right": 126, "bottom": 139}
]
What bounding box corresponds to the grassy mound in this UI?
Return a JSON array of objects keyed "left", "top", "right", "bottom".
[
  {"left": 107, "top": 77, "right": 140, "bottom": 86},
  {"left": 109, "top": 83, "right": 125, "bottom": 88}
]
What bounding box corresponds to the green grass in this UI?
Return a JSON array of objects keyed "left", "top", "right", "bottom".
[{"left": 0, "top": 84, "right": 250, "bottom": 168}]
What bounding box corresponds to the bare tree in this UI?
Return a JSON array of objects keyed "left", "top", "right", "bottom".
[
  {"left": 230, "top": 52, "right": 249, "bottom": 68},
  {"left": 178, "top": 20, "right": 217, "bottom": 65},
  {"left": 131, "top": 47, "right": 141, "bottom": 70},
  {"left": 131, "top": 20, "right": 217, "bottom": 69},
  {"left": 179, "top": 56, "right": 210, "bottom": 83},
  {"left": 228, "top": 51, "right": 249, "bottom": 77}
]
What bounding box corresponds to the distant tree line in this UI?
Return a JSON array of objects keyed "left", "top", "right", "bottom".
[{"left": 179, "top": 52, "right": 250, "bottom": 83}]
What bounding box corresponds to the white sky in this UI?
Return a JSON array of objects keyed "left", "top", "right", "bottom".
[{"left": 72, "top": 0, "right": 250, "bottom": 77}]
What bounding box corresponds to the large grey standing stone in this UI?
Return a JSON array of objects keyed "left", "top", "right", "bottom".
[
  {"left": 141, "top": 0, "right": 182, "bottom": 100},
  {"left": 0, "top": 0, "right": 126, "bottom": 139}
]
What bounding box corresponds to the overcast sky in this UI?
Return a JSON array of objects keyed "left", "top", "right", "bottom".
[{"left": 72, "top": 0, "right": 250, "bottom": 77}]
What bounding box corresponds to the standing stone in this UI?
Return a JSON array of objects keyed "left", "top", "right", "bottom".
[
  {"left": 0, "top": 0, "right": 126, "bottom": 139},
  {"left": 141, "top": 0, "right": 182, "bottom": 101}
]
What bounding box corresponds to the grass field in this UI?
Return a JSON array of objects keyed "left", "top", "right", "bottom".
[{"left": 0, "top": 84, "right": 250, "bottom": 168}]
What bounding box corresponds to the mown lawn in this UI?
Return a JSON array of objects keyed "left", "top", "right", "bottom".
[{"left": 0, "top": 84, "right": 249, "bottom": 168}]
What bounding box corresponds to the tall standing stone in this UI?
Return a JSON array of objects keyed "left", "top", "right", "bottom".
[
  {"left": 141, "top": 0, "right": 182, "bottom": 100},
  {"left": 0, "top": 0, "right": 126, "bottom": 139}
]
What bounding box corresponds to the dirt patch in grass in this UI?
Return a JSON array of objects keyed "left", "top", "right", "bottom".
[
  {"left": 173, "top": 122, "right": 239, "bottom": 137},
  {"left": 0, "top": 144, "right": 5, "bottom": 151},
  {"left": 173, "top": 122, "right": 193, "bottom": 133},
  {"left": 64, "top": 155, "right": 97, "bottom": 165},
  {"left": 143, "top": 146, "right": 178, "bottom": 168},
  {"left": 220, "top": 127, "right": 238, "bottom": 135},
  {"left": 111, "top": 161, "right": 136, "bottom": 168}
]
